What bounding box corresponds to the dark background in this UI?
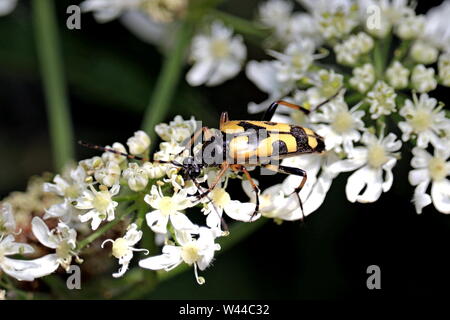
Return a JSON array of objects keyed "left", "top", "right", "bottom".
[{"left": 0, "top": 0, "right": 449, "bottom": 299}]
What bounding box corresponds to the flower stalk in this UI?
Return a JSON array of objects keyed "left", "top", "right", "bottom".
[
  {"left": 32, "top": 0, "right": 74, "bottom": 171},
  {"left": 141, "top": 19, "right": 195, "bottom": 145}
]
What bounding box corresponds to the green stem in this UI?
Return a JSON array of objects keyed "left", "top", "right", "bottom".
[
  {"left": 373, "top": 40, "right": 385, "bottom": 80},
  {"left": 112, "top": 195, "right": 139, "bottom": 202},
  {"left": 141, "top": 19, "right": 195, "bottom": 145},
  {"left": 77, "top": 204, "right": 137, "bottom": 250},
  {"left": 209, "top": 9, "right": 269, "bottom": 39},
  {"left": 32, "top": 0, "right": 74, "bottom": 171}
]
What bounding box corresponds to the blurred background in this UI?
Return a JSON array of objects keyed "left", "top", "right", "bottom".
[{"left": 0, "top": 0, "right": 449, "bottom": 299}]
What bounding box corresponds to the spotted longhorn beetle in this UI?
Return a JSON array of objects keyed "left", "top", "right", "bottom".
[{"left": 79, "top": 91, "right": 339, "bottom": 220}]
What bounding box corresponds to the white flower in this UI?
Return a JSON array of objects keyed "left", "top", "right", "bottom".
[
  {"left": 43, "top": 165, "right": 87, "bottom": 200},
  {"left": 94, "top": 161, "right": 121, "bottom": 187},
  {"left": 246, "top": 60, "right": 295, "bottom": 114},
  {"left": 122, "top": 163, "right": 149, "bottom": 191},
  {"left": 300, "top": 0, "right": 359, "bottom": 40},
  {"left": 31, "top": 217, "right": 78, "bottom": 272},
  {"left": 80, "top": 156, "right": 104, "bottom": 173},
  {"left": 366, "top": 80, "right": 397, "bottom": 119},
  {"left": 385, "top": 61, "right": 410, "bottom": 89},
  {"left": 314, "top": 69, "right": 344, "bottom": 98},
  {"left": 349, "top": 63, "right": 375, "bottom": 93},
  {"left": 334, "top": 32, "right": 374, "bottom": 66},
  {"left": 0, "top": 234, "right": 37, "bottom": 281},
  {"left": 268, "top": 39, "right": 323, "bottom": 82},
  {"left": 0, "top": 0, "right": 17, "bottom": 16},
  {"left": 395, "top": 13, "right": 425, "bottom": 40},
  {"left": 127, "top": 130, "right": 151, "bottom": 155},
  {"left": 75, "top": 184, "right": 120, "bottom": 230},
  {"left": 140, "top": 0, "right": 188, "bottom": 23},
  {"left": 80, "top": 0, "right": 142, "bottom": 23},
  {"left": 139, "top": 227, "right": 220, "bottom": 284},
  {"left": 398, "top": 93, "right": 449, "bottom": 149},
  {"left": 43, "top": 199, "right": 84, "bottom": 228},
  {"left": 309, "top": 94, "right": 365, "bottom": 153},
  {"left": 411, "top": 64, "right": 437, "bottom": 93},
  {"left": 258, "top": 0, "right": 293, "bottom": 37},
  {"left": 202, "top": 173, "right": 257, "bottom": 232},
  {"left": 280, "top": 151, "right": 341, "bottom": 218},
  {"left": 144, "top": 185, "right": 197, "bottom": 234},
  {"left": 438, "top": 52, "right": 450, "bottom": 86},
  {"left": 409, "top": 147, "right": 450, "bottom": 214},
  {"left": 285, "top": 12, "right": 322, "bottom": 46},
  {"left": 410, "top": 40, "right": 439, "bottom": 65},
  {"left": 423, "top": 0, "right": 450, "bottom": 52},
  {"left": 0, "top": 203, "right": 16, "bottom": 235},
  {"left": 329, "top": 132, "right": 402, "bottom": 203},
  {"left": 101, "top": 142, "right": 128, "bottom": 165},
  {"left": 155, "top": 115, "right": 197, "bottom": 143},
  {"left": 142, "top": 161, "right": 167, "bottom": 179},
  {"left": 101, "top": 223, "right": 148, "bottom": 278},
  {"left": 186, "top": 21, "right": 246, "bottom": 86}
]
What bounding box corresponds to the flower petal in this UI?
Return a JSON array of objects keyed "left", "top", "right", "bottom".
[
  {"left": 345, "top": 166, "right": 383, "bottom": 203},
  {"left": 431, "top": 179, "right": 450, "bottom": 214},
  {"left": 31, "top": 217, "right": 58, "bottom": 249}
]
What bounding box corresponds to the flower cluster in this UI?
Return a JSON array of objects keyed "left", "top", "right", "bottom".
[
  {"left": 0, "top": 116, "right": 265, "bottom": 287},
  {"left": 239, "top": 0, "right": 450, "bottom": 217},
  {"left": 1, "top": 0, "right": 449, "bottom": 295}
]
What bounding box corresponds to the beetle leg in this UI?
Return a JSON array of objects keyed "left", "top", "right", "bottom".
[
  {"left": 263, "top": 101, "right": 311, "bottom": 121},
  {"left": 262, "top": 164, "right": 307, "bottom": 222},
  {"left": 189, "top": 174, "right": 228, "bottom": 232},
  {"left": 195, "top": 162, "right": 230, "bottom": 200},
  {"left": 235, "top": 165, "right": 260, "bottom": 221},
  {"left": 263, "top": 89, "right": 342, "bottom": 121}
]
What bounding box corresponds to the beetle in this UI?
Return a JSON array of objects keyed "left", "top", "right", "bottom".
[{"left": 79, "top": 92, "right": 338, "bottom": 220}]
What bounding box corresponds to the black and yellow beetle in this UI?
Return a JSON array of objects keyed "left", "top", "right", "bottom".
[{"left": 80, "top": 93, "right": 337, "bottom": 219}]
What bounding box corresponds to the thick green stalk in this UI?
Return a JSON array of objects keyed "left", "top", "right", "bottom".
[
  {"left": 32, "top": 0, "right": 74, "bottom": 171},
  {"left": 141, "top": 19, "right": 195, "bottom": 144}
]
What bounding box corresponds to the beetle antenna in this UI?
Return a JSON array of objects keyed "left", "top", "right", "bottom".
[
  {"left": 78, "top": 140, "right": 184, "bottom": 167},
  {"left": 78, "top": 140, "right": 150, "bottom": 162},
  {"left": 311, "top": 87, "right": 343, "bottom": 112}
]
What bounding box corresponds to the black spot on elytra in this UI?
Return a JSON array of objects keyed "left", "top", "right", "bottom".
[
  {"left": 237, "top": 121, "right": 266, "bottom": 131},
  {"left": 272, "top": 140, "right": 288, "bottom": 155}
]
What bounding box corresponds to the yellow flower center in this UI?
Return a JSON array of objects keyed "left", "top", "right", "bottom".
[
  {"left": 367, "top": 143, "right": 388, "bottom": 169},
  {"left": 211, "top": 188, "right": 231, "bottom": 208},
  {"left": 56, "top": 241, "right": 71, "bottom": 260},
  {"left": 428, "top": 157, "right": 447, "bottom": 181},
  {"left": 210, "top": 39, "right": 230, "bottom": 59},
  {"left": 64, "top": 185, "right": 80, "bottom": 199},
  {"left": 292, "top": 53, "right": 309, "bottom": 70},
  {"left": 409, "top": 110, "right": 432, "bottom": 133},
  {"left": 112, "top": 238, "right": 129, "bottom": 259},
  {"left": 92, "top": 192, "right": 111, "bottom": 214},
  {"left": 181, "top": 243, "right": 200, "bottom": 265},
  {"left": 159, "top": 197, "right": 176, "bottom": 216},
  {"left": 332, "top": 111, "right": 354, "bottom": 133}
]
